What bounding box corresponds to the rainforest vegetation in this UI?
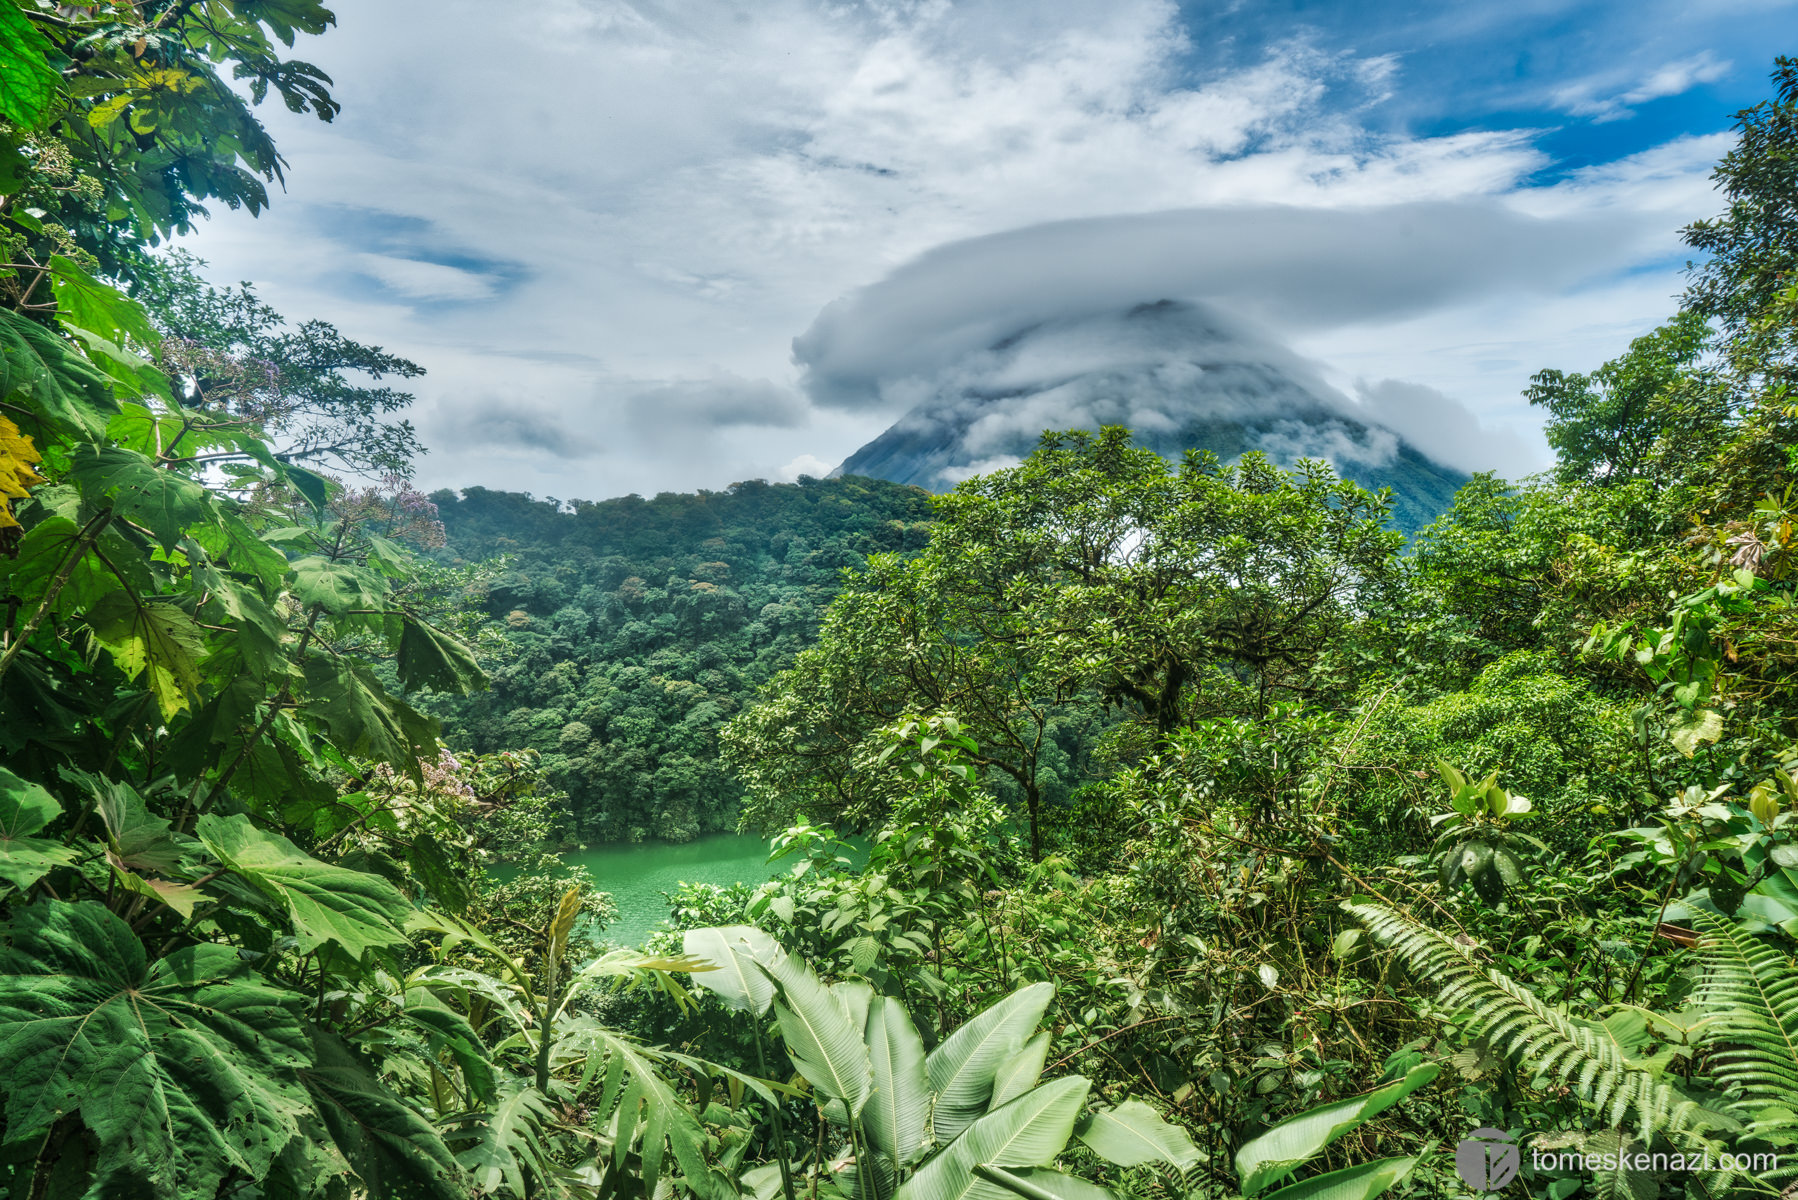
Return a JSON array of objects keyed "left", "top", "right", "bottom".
[{"left": 2, "top": 5, "right": 1798, "bottom": 1200}]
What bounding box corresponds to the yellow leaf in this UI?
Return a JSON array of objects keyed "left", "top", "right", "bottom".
[{"left": 0, "top": 415, "right": 44, "bottom": 529}]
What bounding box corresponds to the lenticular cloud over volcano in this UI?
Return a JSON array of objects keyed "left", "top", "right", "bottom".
[{"left": 803, "top": 295, "right": 1470, "bottom": 527}]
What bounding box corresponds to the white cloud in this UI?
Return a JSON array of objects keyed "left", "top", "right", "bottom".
[
  {"left": 778, "top": 454, "right": 833, "bottom": 481},
  {"left": 176, "top": 0, "right": 1739, "bottom": 500},
  {"left": 1556, "top": 51, "right": 1733, "bottom": 122}
]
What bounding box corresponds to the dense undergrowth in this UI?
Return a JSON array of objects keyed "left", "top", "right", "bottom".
[{"left": 2, "top": 6, "right": 1797, "bottom": 1200}]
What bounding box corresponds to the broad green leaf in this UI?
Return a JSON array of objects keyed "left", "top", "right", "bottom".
[
  {"left": 0, "top": 307, "right": 119, "bottom": 436},
  {"left": 84, "top": 589, "right": 206, "bottom": 718},
  {"left": 68, "top": 444, "right": 216, "bottom": 552},
  {"left": 927, "top": 981, "right": 1053, "bottom": 1142},
  {"left": 0, "top": 766, "right": 76, "bottom": 892},
  {"left": 289, "top": 555, "right": 390, "bottom": 614},
  {"left": 50, "top": 256, "right": 159, "bottom": 348},
  {"left": 682, "top": 924, "right": 782, "bottom": 1014},
  {"left": 300, "top": 1028, "right": 467, "bottom": 1200},
  {"left": 764, "top": 948, "right": 872, "bottom": 1116},
  {"left": 0, "top": 900, "right": 311, "bottom": 1199},
  {"left": 397, "top": 616, "right": 487, "bottom": 694},
  {"left": 196, "top": 813, "right": 414, "bottom": 956},
  {"left": 901, "top": 1075, "right": 1090, "bottom": 1200},
  {"left": 991, "top": 1031, "right": 1051, "bottom": 1111},
  {"left": 1075, "top": 1099, "right": 1202, "bottom": 1167},
  {"left": 0, "top": 4, "right": 60, "bottom": 126},
  {"left": 87, "top": 772, "right": 184, "bottom": 874},
  {"left": 1258, "top": 1157, "right": 1418, "bottom": 1200},
  {"left": 866, "top": 994, "right": 931, "bottom": 1165},
  {"left": 299, "top": 658, "right": 440, "bottom": 769},
  {"left": 1235, "top": 1064, "right": 1438, "bottom": 1195},
  {"left": 973, "top": 1166, "right": 1118, "bottom": 1200}
]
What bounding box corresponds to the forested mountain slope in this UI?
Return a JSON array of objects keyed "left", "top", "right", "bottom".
[{"left": 425, "top": 476, "right": 933, "bottom": 841}]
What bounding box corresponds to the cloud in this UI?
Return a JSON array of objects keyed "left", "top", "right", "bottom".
[
  {"left": 1557, "top": 52, "right": 1733, "bottom": 122},
  {"left": 793, "top": 200, "right": 1663, "bottom": 413},
  {"left": 1353, "top": 378, "right": 1542, "bottom": 477},
  {"left": 173, "top": 0, "right": 1773, "bottom": 501},
  {"left": 434, "top": 397, "right": 602, "bottom": 459},
  {"left": 623, "top": 375, "right": 808, "bottom": 435},
  {"left": 778, "top": 453, "right": 832, "bottom": 481}
]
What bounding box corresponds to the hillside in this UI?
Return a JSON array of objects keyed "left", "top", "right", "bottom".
[{"left": 424, "top": 475, "right": 934, "bottom": 841}]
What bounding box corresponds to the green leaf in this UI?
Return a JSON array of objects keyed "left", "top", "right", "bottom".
[
  {"left": 397, "top": 617, "right": 487, "bottom": 694},
  {"left": 762, "top": 948, "right": 873, "bottom": 1116},
  {"left": 972, "top": 1166, "right": 1118, "bottom": 1200},
  {"left": 196, "top": 813, "right": 414, "bottom": 956},
  {"left": 866, "top": 994, "right": 931, "bottom": 1165},
  {"left": 0, "top": 766, "right": 76, "bottom": 892},
  {"left": 50, "top": 256, "right": 158, "bottom": 348},
  {"left": 1235, "top": 1065, "right": 1438, "bottom": 1195},
  {"left": 409, "top": 834, "right": 472, "bottom": 916},
  {"left": 900, "top": 1075, "right": 1090, "bottom": 1200},
  {"left": 298, "top": 658, "right": 440, "bottom": 769},
  {"left": 69, "top": 444, "right": 218, "bottom": 553},
  {"left": 83, "top": 589, "right": 206, "bottom": 719},
  {"left": 927, "top": 981, "right": 1053, "bottom": 1143},
  {"left": 300, "top": 1028, "right": 468, "bottom": 1200},
  {"left": 289, "top": 555, "right": 389, "bottom": 615},
  {"left": 0, "top": 4, "right": 60, "bottom": 127},
  {"left": 1256, "top": 1157, "right": 1419, "bottom": 1200},
  {"left": 1075, "top": 1099, "right": 1202, "bottom": 1168},
  {"left": 990, "top": 1031, "right": 1050, "bottom": 1111},
  {"left": 0, "top": 900, "right": 311, "bottom": 1198},
  {"left": 0, "top": 307, "right": 120, "bottom": 437},
  {"left": 682, "top": 925, "right": 781, "bottom": 1014}
]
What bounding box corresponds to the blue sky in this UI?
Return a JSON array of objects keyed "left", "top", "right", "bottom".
[{"left": 182, "top": 0, "right": 1796, "bottom": 497}]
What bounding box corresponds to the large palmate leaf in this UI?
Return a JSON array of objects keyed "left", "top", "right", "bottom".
[
  {"left": 397, "top": 616, "right": 487, "bottom": 694},
  {"left": 68, "top": 444, "right": 217, "bottom": 553},
  {"left": 299, "top": 657, "right": 441, "bottom": 769},
  {"left": 0, "top": 766, "right": 77, "bottom": 892},
  {"left": 901, "top": 1075, "right": 1091, "bottom": 1200},
  {"left": 865, "top": 995, "right": 931, "bottom": 1165},
  {"left": 0, "top": 900, "right": 312, "bottom": 1199},
  {"left": 1075, "top": 1099, "right": 1202, "bottom": 1168},
  {"left": 50, "top": 255, "right": 159, "bottom": 348},
  {"left": 682, "top": 924, "right": 782, "bottom": 1014},
  {"left": 1235, "top": 1064, "right": 1439, "bottom": 1196},
  {"left": 926, "top": 982, "right": 1053, "bottom": 1142},
  {"left": 300, "top": 1028, "right": 468, "bottom": 1200},
  {"left": 196, "top": 813, "right": 414, "bottom": 956},
  {"left": 84, "top": 589, "right": 207, "bottom": 718},
  {"left": 0, "top": 2, "right": 61, "bottom": 127},
  {"left": 0, "top": 307, "right": 119, "bottom": 436}
]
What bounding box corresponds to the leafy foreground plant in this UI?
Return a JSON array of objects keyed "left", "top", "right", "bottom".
[
  {"left": 1350, "top": 901, "right": 1798, "bottom": 1196},
  {"left": 681, "top": 926, "right": 1436, "bottom": 1200}
]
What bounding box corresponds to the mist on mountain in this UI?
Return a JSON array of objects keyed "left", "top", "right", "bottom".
[{"left": 824, "top": 297, "right": 1471, "bottom": 529}]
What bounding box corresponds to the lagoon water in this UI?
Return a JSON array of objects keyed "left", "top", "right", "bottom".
[{"left": 564, "top": 833, "right": 785, "bottom": 946}]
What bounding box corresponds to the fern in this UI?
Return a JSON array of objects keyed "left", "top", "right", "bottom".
[
  {"left": 1693, "top": 912, "right": 1798, "bottom": 1169},
  {"left": 1345, "top": 903, "right": 1722, "bottom": 1146}
]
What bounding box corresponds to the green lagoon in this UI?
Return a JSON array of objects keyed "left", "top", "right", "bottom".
[{"left": 565, "top": 833, "right": 785, "bottom": 946}]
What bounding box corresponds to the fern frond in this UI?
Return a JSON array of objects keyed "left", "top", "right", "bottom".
[
  {"left": 1347, "top": 903, "right": 1720, "bottom": 1147},
  {"left": 1693, "top": 913, "right": 1798, "bottom": 1106}
]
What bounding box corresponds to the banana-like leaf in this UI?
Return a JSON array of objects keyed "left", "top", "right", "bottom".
[
  {"left": 866, "top": 995, "right": 931, "bottom": 1165},
  {"left": 902, "top": 1075, "right": 1090, "bottom": 1200},
  {"left": 1075, "top": 1099, "right": 1202, "bottom": 1167},
  {"left": 989, "top": 1032, "right": 1051, "bottom": 1112},
  {"left": 1257, "top": 1156, "right": 1418, "bottom": 1200},
  {"left": 927, "top": 982, "right": 1052, "bottom": 1142},
  {"left": 973, "top": 1165, "right": 1118, "bottom": 1200},
  {"left": 1235, "top": 1065, "right": 1438, "bottom": 1195},
  {"left": 683, "top": 925, "right": 783, "bottom": 1013},
  {"left": 763, "top": 951, "right": 873, "bottom": 1116}
]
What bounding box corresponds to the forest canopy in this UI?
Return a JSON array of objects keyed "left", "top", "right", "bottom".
[{"left": 2, "top": 6, "right": 1798, "bottom": 1200}]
